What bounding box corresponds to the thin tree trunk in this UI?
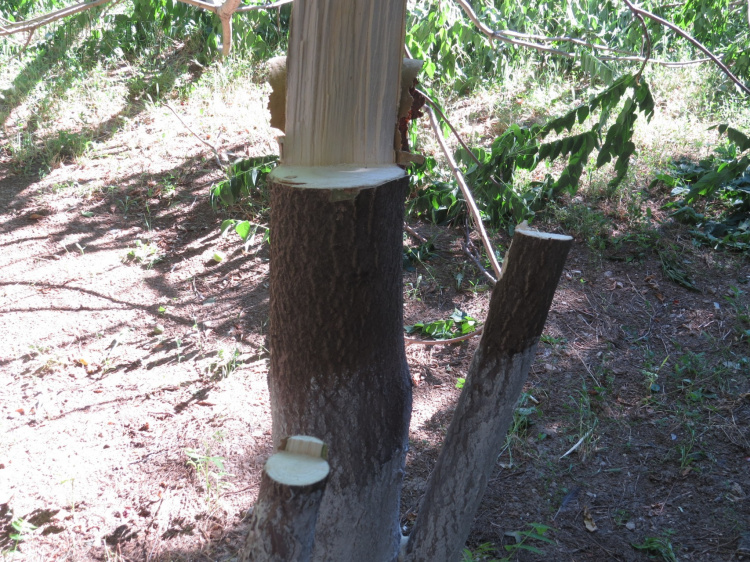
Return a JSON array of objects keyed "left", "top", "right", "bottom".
[{"left": 404, "top": 227, "right": 572, "bottom": 562}]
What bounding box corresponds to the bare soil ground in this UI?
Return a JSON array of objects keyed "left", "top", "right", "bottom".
[{"left": 1, "top": 65, "right": 749, "bottom": 562}]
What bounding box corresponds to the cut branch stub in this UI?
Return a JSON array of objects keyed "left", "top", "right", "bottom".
[
  {"left": 241, "top": 436, "right": 330, "bottom": 562},
  {"left": 267, "top": 56, "right": 288, "bottom": 132},
  {"left": 403, "top": 226, "right": 572, "bottom": 562}
]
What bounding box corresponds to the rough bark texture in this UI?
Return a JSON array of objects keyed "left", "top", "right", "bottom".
[
  {"left": 241, "top": 466, "right": 327, "bottom": 562},
  {"left": 267, "top": 177, "right": 412, "bottom": 561},
  {"left": 404, "top": 229, "right": 572, "bottom": 562}
]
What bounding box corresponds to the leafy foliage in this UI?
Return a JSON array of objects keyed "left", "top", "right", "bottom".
[
  {"left": 210, "top": 155, "right": 278, "bottom": 209},
  {"left": 410, "top": 74, "right": 654, "bottom": 227},
  {"left": 405, "top": 309, "right": 478, "bottom": 339},
  {"left": 210, "top": 155, "right": 277, "bottom": 250},
  {"left": 659, "top": 125, "right": 750, "bottom": 249}
]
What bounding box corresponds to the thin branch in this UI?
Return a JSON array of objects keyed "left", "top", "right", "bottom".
[
  {"left": 425, "top": 104, "right": 502, "bottom": 279},
  {"left": 621, "top": 2, "right": 750, "bottom": 95},
  {"left": 598, "top": 54, "right": 711, "bottom": 66},
  {"left": 499, "top": 28, "right": 636, "bottom": 56},
  {"left": 622, "top": 0, "right": 652, "bottom": 80},
  {"left": 174, "top": 0, "right": 218, "bottom": 13},
  {"left": 451, "top": 0, "right": 716, "bottom": 68},
  {"left": 236, "top": 0, "right": 293, "bottom": 12},
  {"left": 0, "top": 0, "right": 113, "bottom": 37},
  {"left": 162, "top": 102, "right": 225, "bottom": 169},
  {"left": 463, "top": 222, "right": 497, "bottom": 285},
  {"left": 404, "top": 223, "right": 428, "bottom": 244}
]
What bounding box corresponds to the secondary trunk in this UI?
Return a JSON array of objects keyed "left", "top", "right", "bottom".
[{"left": 404, "top": 227, "right": 572, "bottom": 562}]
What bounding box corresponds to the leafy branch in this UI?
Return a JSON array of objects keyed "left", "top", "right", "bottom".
[{"left": 452, "top": 0, "right": 714, "bottom": 68}]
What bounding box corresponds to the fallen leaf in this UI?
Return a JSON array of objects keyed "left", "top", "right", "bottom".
[
  {"left": 15, "top": 408, "right": 25, "bottom": 415},
  {"left": 138, "top": 423, "right": 150, "bottom": 431},
  {"left": 29, "top": 213, "right": 45, "bottom": 220},
  {"left": 196, "top": 401, "right": 215, "bottom": 406},
  {"left": 583, "top": 506, "right": 597, "bottom": 532}
]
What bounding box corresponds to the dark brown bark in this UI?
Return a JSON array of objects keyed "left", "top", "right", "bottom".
[
  {"left": 241, "top": 455, "right": 328, "bottom": 561},
  {"left": 404, "top": 228, "right": 572, "bottom": 562},
  {"left": 267, "top": 177, "right": 412, "bottom": 560}
]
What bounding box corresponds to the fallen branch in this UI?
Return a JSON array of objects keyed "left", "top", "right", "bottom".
[
  {"left": 162, "top": 102, "right": 225, "bottom": 169},
  {"left": 0, "top": 0, "right": 114, "bottom": 37},
  {"left": 425, "top": 104, "right": 502, "bottom": 279},
  {"left": 404, "top": 223, "right": 428, "bottom": 245},
  {"left": 405, "top": 327, "right": 483, "bottom": 347}
]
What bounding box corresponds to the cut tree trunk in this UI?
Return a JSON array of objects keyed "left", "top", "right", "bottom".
[
  {"left": 246, "top": 0, "right": 410, "bottom": 559},
  {"left": 265, "top": 170, "right": 411, "bottom": 561},
  {"left": 241, "top": 436, "right": 330, "bottom": 562},
  {"left": 404, "top": 227, "right": 572, "bottom": 562}
]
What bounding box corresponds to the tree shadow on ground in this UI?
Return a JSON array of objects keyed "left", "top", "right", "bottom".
[
  {"left": 0, "top": 145, "right": 271, "bottom": 373},
  {"left": 0, "top": 14, "right": 207, "bottom": 207}
]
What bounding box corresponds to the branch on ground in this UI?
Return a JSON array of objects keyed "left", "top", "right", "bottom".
[{"left": 425, "top": 104, "right": 502, "bottom": 280}]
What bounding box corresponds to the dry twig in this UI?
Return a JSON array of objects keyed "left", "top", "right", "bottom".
[{"left": 162, "top": 103, "right": 225, "bottom": 169}]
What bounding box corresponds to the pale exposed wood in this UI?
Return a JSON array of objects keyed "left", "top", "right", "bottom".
[
  {"left": 270, "top": 165, "right": 404, "bottom": 190},
  {"left": 242, "top": 435, "right": 330, "bottom": 562},
  {"left": 284, "top": 0, "right": 408, "bottom": 166},
  {"left": 404, "top": 227, "right": 572, "bottom": 562},
  {"left": 398, "top": 59, "right": 424, "bottom": 119}
]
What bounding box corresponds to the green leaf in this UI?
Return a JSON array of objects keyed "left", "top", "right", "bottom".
[
  {"left": 220, "top": 219, "right": 236, "bottom": 237},
  {"left": 234, "top": 220, "right": 253, "bottom": 241}
]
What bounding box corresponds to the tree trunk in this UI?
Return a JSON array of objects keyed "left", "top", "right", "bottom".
[
  {"left": 265, "top": 172, "right": 411, "bottom": 560},
  {"left": 404, "top": 227, "right": 572, "bottom": 562},
  {"left": 246, "top": 0, "right": 410, "bottom": 558}
]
